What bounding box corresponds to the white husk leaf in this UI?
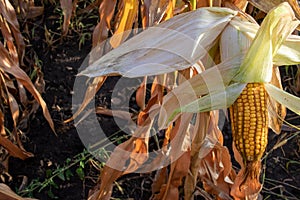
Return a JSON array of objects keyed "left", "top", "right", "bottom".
[
  {"left": 220, "top": 18, "right": 252, "bottom": 61},
  {"left": 78, "top": 7, "right": 237, "bottom": 78}
]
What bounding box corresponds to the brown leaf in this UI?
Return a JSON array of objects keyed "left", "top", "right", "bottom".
[
  {"left": 17, "top": 1, "right": 44, "bottom": 19},
  {"left": 88, "top": 106, "right": 159, "bottom": 199},
  {"left": 164, "top": 151, "right": 191, "bottom": 200},
  {"left": 0, "top": 183, "right": 37, "bottom": 200},
  {"left": 142, "top": 0, "right": 172, "bottom": 27},
  {"left": 0, "top": 0, "right": 25, "bottom": 63},
  {"left": 198, "top": 113, "right": 236, "bottom": 200},
  {"left": 92, "top": 0, "right": 117, "bottom": 47},
  {"left": 268, "top": 67, "right": 286, "bottom": 134},
  {"left": 151, "top": 167, "right": 168, "bottom": 196},
  {"left": 0, "top": 43, "right": 55, "bottom": 133},
  {"left": 223, "top": 0, "right": 248, "bottom": 11},
  {"left": 184, "top": 112, "right": 210, "bottom": 200},
  {"left": 64, "top": 76, "right": 106, "bottom": 123},
  {"left": 96, "top": 107, "right": 133, "bottom": 120},
  {"left": 110, "top": 0, "right": 139, "bottom": 48},
  {"left": 230, "top": 144, "right": 262, "bottom": 200},
  {"left": 136, "top": 77, "right": 147, "bottom": 110},
  {"left": 0, "top": 73, "right": 19, "bottom": 130},
  {"left": 0, "top": 134, "right": 33, "bottom": 160},
  {"left": 0, "top": 13, "right": 18, "bottom": 64},
  {"left": 60, "top": 0, "right": 78, "bottom": 36},
  {"left": 248, "top": 0, "right": 300, "bottom": 20},
  {"left": 0, "top": 109, "right": 5, "bottom": 135}
]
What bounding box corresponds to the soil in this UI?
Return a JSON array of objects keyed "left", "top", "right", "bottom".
[{"left": 5, "top": 2, "right": 300, "bottom": 200}]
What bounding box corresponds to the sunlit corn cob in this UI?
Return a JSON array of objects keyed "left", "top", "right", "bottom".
[{"left": 229, "top": 83, "right": 268, "bottom": 163}]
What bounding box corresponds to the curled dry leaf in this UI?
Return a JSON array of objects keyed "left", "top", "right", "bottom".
[
  {"left": 230, "top": 144, "right": 262, "bottom": 200},
  {"left": 200, "top": 141, "right": 236, "bottom": 200}
]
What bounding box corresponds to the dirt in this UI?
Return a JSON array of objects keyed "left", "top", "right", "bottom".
[{"left": 5, "top": 2, "right": 300, "bottom": 200}]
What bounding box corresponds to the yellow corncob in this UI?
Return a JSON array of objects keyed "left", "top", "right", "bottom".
[{"left": 229, "top": 82, "right": 268, "bottom": 163}]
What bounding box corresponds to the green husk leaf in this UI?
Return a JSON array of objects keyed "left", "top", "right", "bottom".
[
  {"left": 233, "top": 2, "right": 299, "bottom": 83},
  {"left": 157, "top": 56, "right": 242, "bottom": 129},
  {"left": 265, "top": 83, "right": 300, "bottom": 115},
  {"left": 274, "top": 35, "right": 300, "bottom": 65},
  {"left": 230, "top": 15, "right": 300, "bottom": 66},
  {"left": 165, "top": 83, "right": 246, "bottom": 127}
]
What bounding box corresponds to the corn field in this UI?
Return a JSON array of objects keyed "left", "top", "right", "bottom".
[{"left": 0, "top": 0, "right": 300, "bottom": 200}]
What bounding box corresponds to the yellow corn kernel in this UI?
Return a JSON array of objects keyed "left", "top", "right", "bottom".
[{"left": 229, "top": 83, "right": 268, "bottom": 163}]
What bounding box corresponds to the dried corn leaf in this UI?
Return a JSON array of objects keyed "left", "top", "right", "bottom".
[
  {"left": 0, "top": 109, "right": 5, "bottom": 135},
  {"left": 65, "top": 76, "right": 106, "bottom": 123},
  {"left": 92, "top": 0, "right": 117, "bottom": 47},
  {"left": 0, "top": 134, "right": 33, "bottom": 160},
  {"left": 184, "top": 112, "right": 209, "bottom": 200},
  {"left": 164, "top": 151, "right": 190, "bottom": 199},
  {"left": 0, "top": 43, "right": 55, "bottom": 133},
  {"left": 200, "top": 141, "right": 235, "bottom": 200},
  {"left": 110, "top": 0, "right": 139, "bottom": 48},
  {"left": 268, "top": 67, "right": 286, "bottom": 134},
  {"left": 142, "top": 0, "right": 172, "bottom": 27},
  {"left": 16, "top": 0, "right": 44, "bottom": 19},
  {"left": 248, "top": 0, "right": 300, "bottom": 20},
  {"left": 136, "top": 77, "right": 147, "bottom": 109},
  {"left": 79, "top": 7, "right": 237, "bottom": 78},
  {"left": 60, "top": 0, "right": 77, "bottom": 36},
  {"left": 0, "top": 14, "right": 18, "bottom": 64},
  {"left": 0, "top": 0, "right": 25, "bottom": 62},
  {"left": 153, "top": 113, "right": 193, "bottom": 199},
  {"left": 88, "top": 105, "right": 159, "bottom": 199},
  {"left": 0, "top": 183, "right": 37, "bottom": 200}
]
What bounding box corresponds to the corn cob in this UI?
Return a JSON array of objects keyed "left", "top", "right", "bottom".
[{"left": 229, "top": 83, "right": 268, "bottom": 166}]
